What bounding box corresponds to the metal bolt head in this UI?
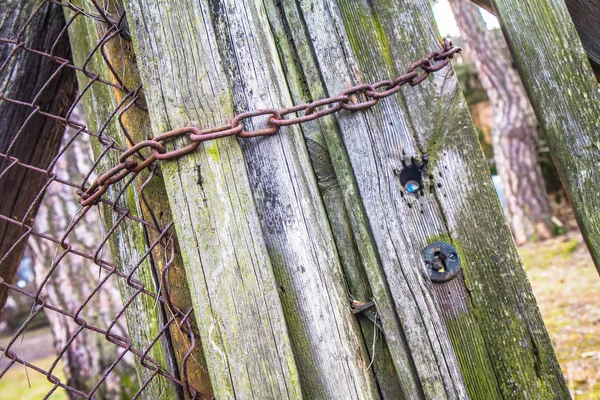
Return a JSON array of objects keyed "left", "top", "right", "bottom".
[{"left": 422, "top": 241, "right": 461, "bottom": 282}]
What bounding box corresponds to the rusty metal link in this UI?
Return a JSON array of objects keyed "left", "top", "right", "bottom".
[
  {"left": 234, "top": 109, "right": 281, "bottom": 137},
  {"left": 79, "top": 128, "right": 201, "bottom": 206},
  {"left": 151, "top": 127, "right": 202, "bottom": 159},
  {"left": 341, "top": 84, "right": 378, "bottom": 111},
  {"left": 79, "top": 39, "right": 460, "bottom": 206}
]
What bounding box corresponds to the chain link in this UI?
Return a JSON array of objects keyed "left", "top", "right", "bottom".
[{"left": 79, "top": 39, "right": 461, "bottom": 206}]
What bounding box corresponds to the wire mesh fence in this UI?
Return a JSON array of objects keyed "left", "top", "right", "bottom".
[{"left": 0, "top": 1, "right": 209, "bottom": 398}]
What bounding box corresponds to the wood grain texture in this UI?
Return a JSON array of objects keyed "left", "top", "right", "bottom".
[
  {"left": 263, "top": 2, "right": 405, "bottom": 398},
  {"left": 265, "top": 0, "right": 568, "bottom": 398},
  {"left": 269, "top": 2, "right": 467, "bottom": 398},
  {"left": 491, "top": 0, "right": 600, "bottom": 274},
  {"left": 64, "top": 2, "right": 180, "bottom": 398},
  {"left": 96, "top": 1, "right": 213, "bottom": 397},
  {"left": 120, "top": 0, "right": 572, "bottom": 398},
  {"left": 125, "top": 0, "right": 392, "bottom": 397}
]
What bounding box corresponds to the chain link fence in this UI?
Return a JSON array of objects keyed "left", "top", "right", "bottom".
[{"left": 0, "top": 1, "right": 209, "bottom": 398}]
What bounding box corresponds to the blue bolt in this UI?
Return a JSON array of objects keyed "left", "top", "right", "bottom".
[{"left": 405, "top": 180, "right": 420, "bottom": 193}]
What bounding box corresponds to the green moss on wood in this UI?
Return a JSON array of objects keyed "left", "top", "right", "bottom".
[
  {"left": 124, "top": 1, "right": 310, "bottom": 397},
  {"left": 64, "top": 3, "right": 179, "bottom": 398},
  {"left": 263, "top": 1, "right": 410, "bottom": 397},
  {"left": 262, "top": 0, "right": 569, "bottom": 399}
]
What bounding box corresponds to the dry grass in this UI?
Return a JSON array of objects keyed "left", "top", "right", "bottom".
[
  {"left": 520, "top": 232, "right": 600, "bottom": 399},
  {"left": 0, "top": 355, "right": 67, "bottom": 400}
]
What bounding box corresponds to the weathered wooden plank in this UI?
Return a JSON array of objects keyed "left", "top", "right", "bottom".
[
  {"left": 347, "top": 0, "right": 567, "bottom": 396},
  {"left": 268, "top": 2, "right": 467, "bottom": 398},
  {"left": 95, "top": 1, "right": 213, "bottom": 397},
  {"left": 64, "top": 2, "right": 180, "bottom": 397},
  {"left": 266, "top": 0, "right": 569, "bottom": 398},
  {"left": 472, "top": 0, "right": 600, "bottom": 75},
  {"left": 263, "top": 2, "right": 405, "bottom": 398},
  {"left": 122, "top": 1, "right": 301, "bottom": 398},
  {"left": 124, "top": 0, "right": 389, "bottom": 398},
  {"left": 490, "top": 0, "right": 600, "bottom": 273}
]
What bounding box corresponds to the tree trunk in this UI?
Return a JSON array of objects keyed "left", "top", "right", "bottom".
[
  {"left": 0, "top": 0, "right": 77, "bottom": 315},
  {"left": 29, "top": 106, "right": 138, "bottom": 398},
  {"left": 490, "top": 0, "right": 600, "bottom": 273},
  {"left": 449, "top": 0, "right": 554, "bottom": 245}
]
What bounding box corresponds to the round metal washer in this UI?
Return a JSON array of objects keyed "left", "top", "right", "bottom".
[{"left": 422, "top": 241, "right": 461, "bottom": 283}]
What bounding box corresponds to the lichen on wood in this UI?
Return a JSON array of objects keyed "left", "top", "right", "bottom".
[
  {"left": 263, "top": 1, "right": 406, "bottom": 397},
  {"left": 123, "top": 0, "right": 395, "bottom": 398},
  {"left": 119, "top": 0, "right": 570, "bottom": 398},
  {"left": 124, "top": 0, "right": 306, "bottom": 397},
  {"left": 95, "top": 1, "right": 214, "bottom": 397},
  {"left": 64, "top": 2, "right": 181, "bottom": 397}
]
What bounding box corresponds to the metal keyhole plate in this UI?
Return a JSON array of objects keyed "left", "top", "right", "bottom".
[{"left": 422, "top": 241, "right": 461, "bottom": 283}]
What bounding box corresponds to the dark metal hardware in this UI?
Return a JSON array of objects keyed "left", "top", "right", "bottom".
[
  {"left": 398, "top": 154, "right": 428, "bottom": 195},
  {"left": 422, "top": 241, "right": 461, "bottom": 282}
]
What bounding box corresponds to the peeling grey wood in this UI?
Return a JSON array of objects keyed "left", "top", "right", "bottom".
[
  {"left": 490, "top": 0, "right": 600, "bottom": 275},
  {"left": 120, "top": 0, "right": 571, "bottom": 398},
  {"left": 269, "top": 1, "right": 467, "bottom": 398},
  {"left": 264, "top": 0, "right": 569, "bottom": 398},
  {"left": 125, "top": 0, "right": 389, "bottom": 398},
  {"left": 263, "top": 2, "right": 405, "bottom": 398}
]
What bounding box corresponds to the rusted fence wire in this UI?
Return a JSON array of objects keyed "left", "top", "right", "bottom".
[{"left": 0, "top": 1, "right": 205, "bottom": 398}]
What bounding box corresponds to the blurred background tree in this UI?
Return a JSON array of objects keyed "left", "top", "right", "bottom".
[
  {"left": 448, "top": 0, "right": 556, "bottom": 244},
  {"left": 28, "top": 108, "right": 139, "bottom": 398}
]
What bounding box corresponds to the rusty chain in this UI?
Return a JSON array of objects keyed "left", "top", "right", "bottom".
[{"left": 79, "top": 39, "right": 461, "bottom": 206}]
